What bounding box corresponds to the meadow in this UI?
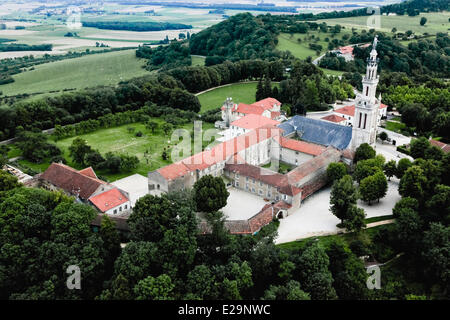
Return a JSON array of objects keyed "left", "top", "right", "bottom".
[
  {"left": 16, "top": 119, "right": 216, "bottom": 182},
  {"left": 323, "top": 11, "right": 450, "bottom": 35},
  {"left": 276, "top": 28, "right": 354, "bottom": 60},
  {"left": 197, "top": 81, "right": 280, "bottom": 113},
  {"left": 0, "top": 49, "right": 149, "bottom": 97}
]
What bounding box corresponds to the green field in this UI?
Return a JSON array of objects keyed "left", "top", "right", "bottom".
[
  {"left": 192, "top": 55, "right": 206, "bottom": 66},
  {"left": 197, "top": 82, "right": 280, "bottom": 112},
  {"left": 323, "top": 11, "right": 450, "bottom": 35},
  {"left": 16, "top": 120, "right": 216, "bottom": 182},
  {"left": 276, "top": 28, "right": 354, "bottom": 59},
  {"left": 1, "top": 50, "right": 149, "bottom": 97}
]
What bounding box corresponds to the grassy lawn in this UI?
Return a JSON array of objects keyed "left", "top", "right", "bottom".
[
  {"left": 15, "top": 120, "right": 216, "bottom": 182},
  {"left": 385, "top": 120, "right": 407, "bottom": 133},
  {"left": 365, "top": 215, "right": 394, "bottom": 224},
  {"left": 319, "top": 67, "right": 345, "bottom": 76},
  {"left": 0, "top": 49, "right": 149, "bottom": 97},
  {"left": 197, "top": 82, "right": 279, "bottom": 113},
  {"left": 323, "top": 11, "right": 450, "bottom": 35},
  {"left": 277, "top": 224, "right": 389, "bottom": 252},
  {"left": 192, "top": 55, "right": 205, "bottom": 66},
  {"left": 276, "top": 29, "right": 354, "bottom": 60}
]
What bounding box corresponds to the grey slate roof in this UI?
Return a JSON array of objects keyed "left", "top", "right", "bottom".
[{"left": 278, "top": 115, "right": 352, "bottom": 150}]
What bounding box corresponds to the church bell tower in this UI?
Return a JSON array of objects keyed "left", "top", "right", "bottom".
[{"left": 351, "top": 36, "right": 381, "bottom": 151}]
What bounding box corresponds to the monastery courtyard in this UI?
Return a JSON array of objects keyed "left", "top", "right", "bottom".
[
  {"left": 275, "top": 178, "right": 401, "bottom": 244},
  {"left": 221, "top": 187, "right": 268, "bottom": 221}
]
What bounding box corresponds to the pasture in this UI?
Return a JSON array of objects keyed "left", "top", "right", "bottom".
[
  {"left": 323, "top": 11, "right": 450, "bottom": 35},
  {"left": 0, "top": 49, "right": 149, "bottom": 97},
  {"left": 276, "top": 28, "right": 354, "bottom": 60}
]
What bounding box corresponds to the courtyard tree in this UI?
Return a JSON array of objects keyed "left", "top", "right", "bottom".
[
  {"left": 399, "top": 165, "right": 427, "bottom": 201},
  {"left": 354, "top": 143, "right": 376, "bottom": 163},
  {"left": 193, "top": 175, "right": 229, "bottom": 213},
  {"left": 378, "top": 131, "right": 388, "bottom": 143},
  {"left": 383, "top": 160, "right": 397, "bottom": 181},
  {"left": 396, "top": 158, "right": 412, "bottom": 179},
  {"left": 353, "top": 156, "right": 384, "bottom": 183},
  {"left": 359, "top": 171, "right": 388, "bottom": 204},
  {"left": 327, "top": 162, "right": 347, "bottom": 184},
  {"left": 263, "top": 280, "right": 310, "bottom": 300},
  {"left": 69, "top": 137, "right": 92, "bottom": 165},
  {"left": 330, "top": 175, "right": 358, "bottom": 225},
  {"left": 410, "top": 137, "right": 430, "bottom": 159}
]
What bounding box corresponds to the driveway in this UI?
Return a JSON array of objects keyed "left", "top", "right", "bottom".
[{"left": 275, "top": 179, "right": 401, "bottom": 244}]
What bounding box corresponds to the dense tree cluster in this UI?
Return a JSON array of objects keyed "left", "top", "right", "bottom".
[
  {"left": 69, "top": 137, "right": 139, "bottom": 174},
  {"left": 82, "top": 21, "right": 192, "bottom": 32},
  {"left": 0, "top": 187, "right": 121, "bottom": 299},
  {"left": 0, "top": 76, "right": 201, "bottom": 140},
  {"left": 0, "top": 43, "right": 52, "bottom": 52}
]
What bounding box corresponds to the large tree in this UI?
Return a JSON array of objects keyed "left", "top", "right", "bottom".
[
  {"left": 69, "top": 137, "right": 92, "bottom": 166},
  {"left": 354, "top": 143, "right": 376, "bottom": 163},
  {"left": 193, "top": 175, "right": 229, "bottom": 213},
  {"left": 330, "top": 175, "right": 358, "bottom": 224}
]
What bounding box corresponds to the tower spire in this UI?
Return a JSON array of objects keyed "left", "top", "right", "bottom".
[{"left": 351, "top": 36, "right": 381, "bottom": 151}]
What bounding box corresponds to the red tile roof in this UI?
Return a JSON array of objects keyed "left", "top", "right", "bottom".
[
  {"left": 230, "top": 114, "right": 280, "bottom": 130},
  {"left": 338, "top": 46, "right": 354, "bottom": 54},
  {"left": 334, "top": 105, "right": 356, "bottom": 117},
  {"left": 156, "top": 126, "right": 281, "bottom": 181},
  {"left": 40, "top": 163, "right": 106, "bottom": 200},
  {"left": 78, "top": 167, "right": 97, "bottom": 179},
  {"left": 235, "top": 103, "right": 265, "bottom": 115},
  {"left": 89, "top": 188, "right": 129, "bottom": 213},
  {"left": 321, "top": 114, "right": 346, "bottom": 123},
  {"left": 335, "top": 103, "right": 388, "bottom": 117},
  {"left": 429, "top": 139, "right": 450, "bottom": 153},
  {"left": 251, "top": 97, "right": 281, "bottom": 110},
  {"left": 280, "top": 137, "right": 327, "bottom": 156}
]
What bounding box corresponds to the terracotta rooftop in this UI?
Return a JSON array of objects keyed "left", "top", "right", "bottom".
[
  {"left": 429, "top": 139, "right": 450, "bottom": 153},
  {"left": 230, "top": 114, "right": 280, "bottom": 130},
  {"left": 40, "top": 163, "right": 106, "bottom": 200},
  {"left": 235, "top": 103, "right": 265, "bottom": 116},
  {"left": 89, "top": 188, "right": 129, "bottom": 213},
  {"left": 251, "top": 97, "right": 281, "bottom": 110},
  {"left": 335, "top": 103, "right": 388, "bottom": 117},
  {"left": 156, "top": 125, "right": 281, "bottom": 181},
  {"left": 78, "top": 167, "right": 98, "bottom": 179},
  {"left": 280, "top": 137, "right": 327, "bottom": 156},
  {"left": 321, "top": 114, "right": 346, "bottom": 123}
]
